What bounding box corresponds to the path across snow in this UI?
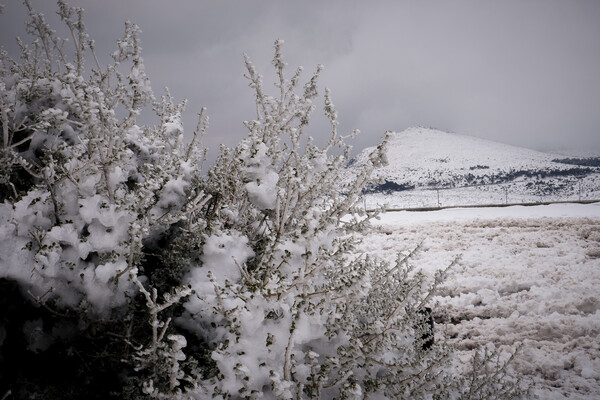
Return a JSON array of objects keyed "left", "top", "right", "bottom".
[
  {"left": 361, "top": 202, "right": 600, "bottom": 399},
  {"left": 374, "top": 201, "right": 600, "bottom": 225}
]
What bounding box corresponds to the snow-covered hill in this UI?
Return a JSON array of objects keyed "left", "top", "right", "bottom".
[{"left": 347, "top": 128, "right": 600, "bottom": 208}]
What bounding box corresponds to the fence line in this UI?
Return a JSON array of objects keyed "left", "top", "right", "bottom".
[{"left": 369, "top": 199, "right": 600, "bottom": 213}]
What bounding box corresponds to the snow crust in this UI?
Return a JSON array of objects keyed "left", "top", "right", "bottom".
[
  {"left": 363, "top": 203, "right": 600, "bottom": 398},
  {"left": 375, "top": 202, "right": 600, "bottom": 226}
]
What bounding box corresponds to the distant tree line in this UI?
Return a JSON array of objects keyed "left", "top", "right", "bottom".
[
  {"left": 363, "top": 167, "right": 596, "bottom": 195},
  {"left": 552, "top": 157, "right": 600, "bottom": 167}
]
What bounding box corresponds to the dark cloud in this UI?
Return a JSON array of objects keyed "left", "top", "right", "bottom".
[{"left": 2, "top": 0, "right": 600, "bottom": 159}]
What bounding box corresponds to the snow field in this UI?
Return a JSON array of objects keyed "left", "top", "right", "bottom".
[
  {"left": 363, "top": 173, "right": 600, "bottom": 210},
  {"left": 360, "top": 205, "right": 600, "bottom": 399}
]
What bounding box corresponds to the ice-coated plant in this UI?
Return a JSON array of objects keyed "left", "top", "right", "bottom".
[
  {"left": 0, "top": 1, "right": 208, "bottom": 396},
  {"left": 0, "top": 2, "right": 527, "bottom": 399},
  {"left": 178, "top": 39, "right": 397, "bottom": 399},
  {"left": 173, "top": 41, "right": 525, "bottom": 399},
  {"left": 0, "top": 0, "right": 211, "bottom": 316}
]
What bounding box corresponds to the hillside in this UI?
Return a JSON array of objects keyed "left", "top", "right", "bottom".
[{"left": 347, "top": 128, "right": 600, "bottom": 208}]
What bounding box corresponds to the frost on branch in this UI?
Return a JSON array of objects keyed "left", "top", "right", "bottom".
[
  {"left": 0, "top": 0, "right": 211, "bottom": 314},
  {"left": 0, "top": 1, "right": 209, "bottom": 397},
  {"left": 177, "top": 41, "right": 525, "bottom": 399},
  {"left": 131, "top": 275, "right": 195, "bottom": 399},
  {"left": 0, "top": 3, "right": 526, "bottom": 398}
]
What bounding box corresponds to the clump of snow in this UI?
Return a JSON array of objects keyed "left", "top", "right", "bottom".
[
  {"left": 156, "top": 177, "right": 189, "bottom": 209},
  {"left": 181, "top": 230, "right": 254, "bottom": 335},
  {"left": 0, "top": 186, "right": 138, "bottom": 315},
  {"left": 198, "top": 230, "right": 254, "bottom": 284},
  {"left": 242, "top": 142, "right": 279, "bottom": 210},
  {"left": 245, "top": 169, "right": 279, "bottom": 210}
]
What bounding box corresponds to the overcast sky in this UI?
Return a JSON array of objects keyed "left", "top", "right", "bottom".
[{"left": 2, "top": 0, "right": 600, "bottom": 158}]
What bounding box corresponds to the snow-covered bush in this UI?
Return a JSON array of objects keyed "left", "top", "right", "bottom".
[
  {"left": 0, "top": 1, "right": 209, "bottom": 396},
  {"left": 0, "top": 0, "right": 211, "bottom": 315},
  {"left": 0, "top": 2, "right": 526, "bottom": 399}
]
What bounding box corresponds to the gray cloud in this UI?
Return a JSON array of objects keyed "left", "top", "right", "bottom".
[{"left": 2, "top": 0, "right": 600, "bottom": 160}]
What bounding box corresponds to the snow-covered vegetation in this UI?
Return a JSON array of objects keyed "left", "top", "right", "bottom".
[{"left": 0, "top": 1, "right": 533, "bottom": 399}]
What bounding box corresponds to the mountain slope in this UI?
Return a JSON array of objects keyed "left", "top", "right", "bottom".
[{"left": 347, "top": 127, "right": 600, "bottom": 207}]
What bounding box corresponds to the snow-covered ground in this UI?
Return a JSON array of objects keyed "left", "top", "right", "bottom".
[
  {"left": 364, "top": 176, "right": 600, "bottom": 210},
  {"left": 360, "top": 202, "right": 600, "bottom": 399}
]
